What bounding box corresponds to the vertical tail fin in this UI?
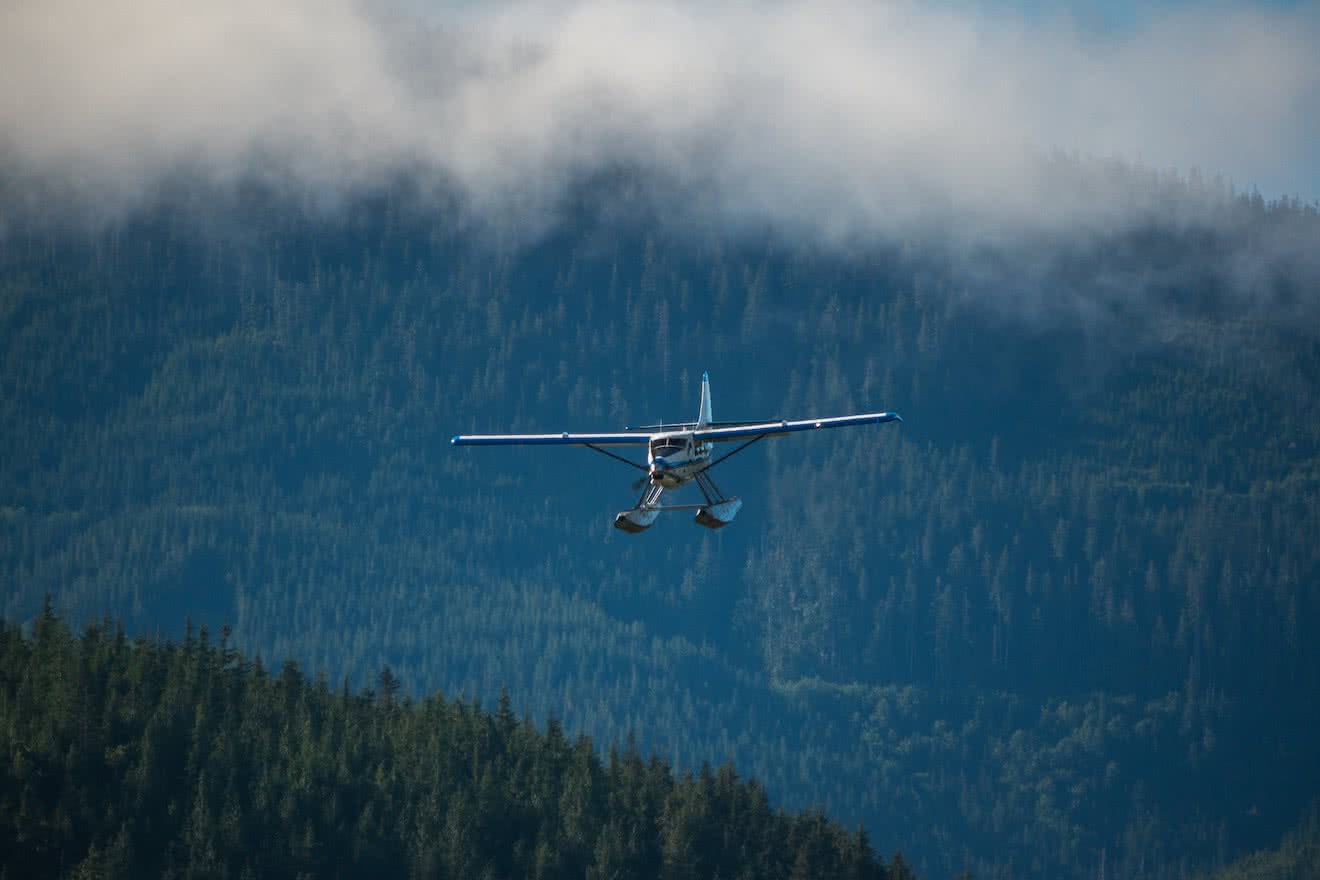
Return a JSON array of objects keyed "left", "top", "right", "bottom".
[{"left": 697, "top": 371, "right": 712, "bottom": 428}]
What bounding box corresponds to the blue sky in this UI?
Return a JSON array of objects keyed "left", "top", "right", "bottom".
[
  {"left": 944, "top": 0, "right": 1319, "bottom": 199},
  {"left": 962, "top": 0, "right": 1309, "bottom": 28}
]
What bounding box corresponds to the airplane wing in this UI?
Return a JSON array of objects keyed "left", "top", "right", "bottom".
[
  {"left": 691, "top": 412, "right": 901, "bottom": 442},
  {"left": 450, "top": 432, "right": 650, "bottom": 447}
]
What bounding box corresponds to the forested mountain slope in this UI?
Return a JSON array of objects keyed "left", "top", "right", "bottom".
[
  {"left": 0, "top": 606, "right": 903, "bottom": 879},
  {"left": 1205, "top": 805, "right": 1320, "bottom": 880},
  {"left": 2, "top": 173, "right": 1318, "bottom": 879}
]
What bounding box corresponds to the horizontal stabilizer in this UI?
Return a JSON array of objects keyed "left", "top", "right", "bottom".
[{"left": 623, "top": 420, "right": 779, "bottom": 432}]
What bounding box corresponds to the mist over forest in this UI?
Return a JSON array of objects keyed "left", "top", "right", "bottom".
[{"left": 3, "top": 1, "right": 1320, "bottom": 878}]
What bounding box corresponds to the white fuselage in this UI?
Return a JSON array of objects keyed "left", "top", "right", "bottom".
[{"left": 648, "top": 434, "right": 712, "bottom": 488}]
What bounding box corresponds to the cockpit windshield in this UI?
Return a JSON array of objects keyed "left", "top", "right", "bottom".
[{"left": 650, "top": 438, "right": 685, "bottom": 458}]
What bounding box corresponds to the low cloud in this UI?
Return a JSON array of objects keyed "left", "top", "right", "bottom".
[{"left": 2, "top": 0, "right": 1317, "bottom": 243}]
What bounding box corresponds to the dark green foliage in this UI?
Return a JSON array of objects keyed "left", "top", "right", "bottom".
[
  {"left": 0, "top": 610, "right": 906, "bottom": 880},
  {"left": 1205, "top": 804, "right": 1320, "bottom": 880},
  {"left": 1, "top": 173, "right": 1318, "bottom": 878}
]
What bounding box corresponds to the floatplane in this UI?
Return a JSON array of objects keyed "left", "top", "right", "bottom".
[{"left": 452, "top": 373, "right": 901, "bottom": 532}]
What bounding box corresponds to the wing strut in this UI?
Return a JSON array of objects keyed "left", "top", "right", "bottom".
[
  {"left": 583, "top": 443, "right": 649, "bottom": 473},
  {"left": 701, "top": 433, "right": 769, "bottom": 473}
]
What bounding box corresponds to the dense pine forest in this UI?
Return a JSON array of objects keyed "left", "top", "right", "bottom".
[
  {"left": 1208, "top": 806, "right": 1320, "bottom": 880},
  {"left": 0, "top": 604, "right": 903, "bottom": 879},
  {"left": 2, "top": 168, "right": 1319, "bottom": 878}
]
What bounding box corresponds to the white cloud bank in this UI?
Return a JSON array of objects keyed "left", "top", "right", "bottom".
[{"left": 1, "top": 0, "right": 1317, "bottom": 240}]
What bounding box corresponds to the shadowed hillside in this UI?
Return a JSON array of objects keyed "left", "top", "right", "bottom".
[{"left": 0, "top": 605, "right": 906, "bottom": 879}]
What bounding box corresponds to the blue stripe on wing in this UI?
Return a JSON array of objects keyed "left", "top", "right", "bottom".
[{"left": 451, "top": 432, "right": 651, "bottom": 446}]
